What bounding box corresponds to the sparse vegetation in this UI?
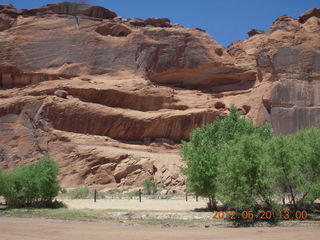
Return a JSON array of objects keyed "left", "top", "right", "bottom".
[
  {"left": 146, "top": 80, "right": 154, "bottom": 86},
  {"left": 0, "top": 208, "right": 214, "bottom": 227},
  {"left": 0, "top": 168, "right": 4, "bottom": 196},
  {"left": 37, "top": 76, "right": 45, "bottom": 82},
  {"left": 59, "top": 187, "right": 107, "bottom": 200},
  {"left": 143, "top": 179, "right": 157, "bottom": 195},
  {"left": 67, "top": 186, "right": 90, "bottom": 199},
  {"left": 103, "top": 187, "right": 183, "bottom": 200},
  {"left": 127, "top": 190, "right": 139, "bottom": 199}
]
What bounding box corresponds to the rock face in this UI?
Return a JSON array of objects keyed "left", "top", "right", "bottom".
[
  {"left": 227, "top": 11, "right": 320, "bottom": 130},
  {"left": 21, "top": 2, "right": 117, "bottom": 19},
  {"left": 0, "top": 3, "right": 255, "bottom": 88},
  {"left": 299, "top": 8, "right": 320, "bottom": 23},
  {"left": 0, "top": 4, "right": 18, "bottom": 31},
  {"left": 0, "top": 2, "right": 319, "bottom": 190}
]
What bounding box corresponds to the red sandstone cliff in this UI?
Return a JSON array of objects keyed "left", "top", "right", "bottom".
[{"left": 0, "top": 2, "right": 319, "bottom": 191}]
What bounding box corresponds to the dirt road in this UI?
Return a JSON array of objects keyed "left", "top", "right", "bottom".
[{"left": 0, "top": 217, "right": 319, "bottom": 240}]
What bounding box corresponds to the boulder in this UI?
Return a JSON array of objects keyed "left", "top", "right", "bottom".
[
  {"left": 299, "top": 8, "right": 320, "bottom": 23},
  {"left": 126, "top": 18, "right": 146, "bottom": 27},
  {"left": 54, "top": 90, "right": 68, "bottom": 99},
  {"left": 247, "top": 29, "right": 265, "bottom": 37},
  {"left": 145, "top": 17, "right": 171, "bottom": 27},
  {"left": 96, "top": 23, "right": 131, "bottom": 37}
]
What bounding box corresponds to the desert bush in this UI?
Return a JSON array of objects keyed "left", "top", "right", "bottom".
[
  {"left": 0, "top": 168, "right": 4, "bottom": 196},
  {"left": 1, "top": 156, "right": 61, "bottom": 208},
  {"left": 37, "top": 76, "right": 45, "bottom": 82},
  {"left": 146, "top": 80, "right": 154, "bottom": 86},
  {"left": 68, "top": 185, "right": 90, "bottom": 199},
  {"left": 60, "top": 188, "right": 67, "bottom": 194},
  {"left": 143, "top": 179, "right": 157, "bottom": 195}
]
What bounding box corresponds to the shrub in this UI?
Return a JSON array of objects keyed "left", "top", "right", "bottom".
[
  {"left": 146, "top": 80, "right": 154, "bottom": 86},
  {"left": 0, "top": 168, "right": 4, "bottom": 196},
  {"left": 143, "top": 179, "right": 157, "bottom": 195},
  {"left": 68, "top": 186, "right": 90, "bottom": 199},
  {"left": 1, "top": 156, "right": 61, "bottom": 208},
  {"left": 180, "top": 105, "right": 272, "bottom": 209},
  {"left": 60, "top": 188, "right": 67, "bottom": 194},
  {"left": 37, "top": 76, "right": 45, "bottom": 82}
]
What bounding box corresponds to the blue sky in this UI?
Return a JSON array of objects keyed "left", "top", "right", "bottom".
[{"left": 4, "top": 0, "right": 319, "bottom": 47}]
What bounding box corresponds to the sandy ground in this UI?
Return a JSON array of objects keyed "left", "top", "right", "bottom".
[
  {"left": 1, "top": 217, "right": 319, "bottom": 240},
  {"left": 62, "top": 198, "right": 208, "bottom": 211}
]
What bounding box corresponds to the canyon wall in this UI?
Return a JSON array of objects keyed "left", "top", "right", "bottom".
[{"left": 0, "top": 2, "right": 319, "bottom": 190}]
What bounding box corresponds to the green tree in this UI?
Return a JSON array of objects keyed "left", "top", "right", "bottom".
[
  {"left": 217, "top": 134, "right": 274, "bottom": 209},
  {"left": 297, "top": 128, "right": 320, "bottom": 204},
  {"left": 268, "top": 128, "right": 320, "bottom": 209},
  {"left": 181, "top": 105, "right": 272, "bottom": 209}
]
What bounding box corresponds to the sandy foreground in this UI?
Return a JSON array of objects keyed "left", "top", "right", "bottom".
[
  {"left": 62, "top": 198, "right": 208, "bottom": 211},
  {"left": 1, "top": 199, "right": 319, "bottom": 239},
  {"left": 0, "top": 217, "right": 319, "bottom": 240}
]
